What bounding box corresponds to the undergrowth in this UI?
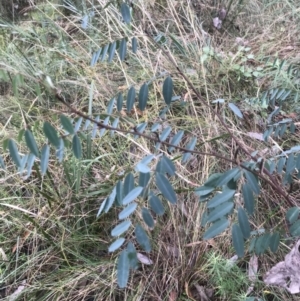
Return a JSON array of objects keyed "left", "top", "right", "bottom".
[{"left": 0, "top": 0, "right": 299, "bottom": 300}]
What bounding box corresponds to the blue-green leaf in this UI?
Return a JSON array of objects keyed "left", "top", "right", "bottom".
[
  {"left": 0, "top": 155, "right": 5, "bottom": 169},
  {"left": 127, "top": 242, "right": 138, "bottom": 270},
  {"left": 139, "top": 172, "right": 150, "bottom": 188},
  {"left": 142, "top": 207, "right": 154, "bottom": 228},
  {"left": 104, "top": 187, "right": 116, "bottom": 213},
  {"left": 108, "top": 237, "right": 125, "bottom": 252},
  {"left": 99, "top": 117, "right": 109, "bottom": 137},
  {"left": 269, "top": 232, "right": 280, "bottom": 253},
  {"left": 138, "top": 83, "right": 149, "bottom": 111},
  {"left": 124, "top": 173, "right": 134, "bottom": 196},
  {"left": 25, "top": 130, "right": 39, "bottom": 157},
  {"left": 116, "top": 180, "right": 123, "bottom": 206},
  {"left": 228, "top": 103, "right": 243, "bottom": 119},
  {"left": 100, "top": 43, "right": 109, "bottom": 62},
  {"left": 8, "top": 139, "right": 21, "bottom": 168},
  {"left": 195, "top": 186, "right": 215, "bottom": 197},
  {"left": 203, "top": 218, "right": 229, "bottom": 240},
  {"left": 156, "top": 155, "right": 175, "bottom": 176},
  {"left": 149, "top": 195, "right": 165, "bottom": 215},
  {"left": 290, "top": 220, "right": 300, "bottom": 237},
  {"left": 119, "top": 202, "right": 137, "bottom": 220},
  {"left": 132, "top": 37, "right": 137, "bottom": 53},
  {"left": 232, "top": 224, "right": 244, "bottom": 257},
  {"left": 121, "top": 2, "right": 131, "bottom": 24},
  {"left": 56, "top": 138, "right": 64, "bottom": 163},
  {"left": 74, "top": 117, "right": 83, "bottom": 132},
  {"left": 204, "top": 173, "right": 223, "bottom": 187},
  {"left": 216, "top": 168, "right": 240, "bottom": 187},
  {"left": 97, "top": 199, "right": 107, "bottom": 218},
  {"left": 286, "top": 154, "right": 295, "bottom": 174},
  {"left": 40, "top": 144, "right": 50, "bottom": 175},
  {"left": 60, "top": 115, "right": 74, "bottom": 134},
  {"left": 117, "top": 249, "right": 130, "bottom": 288},
  {"left": 72, "top": 135, "right": 82, "bottom": 159},
  {"left": 159, "top": 126, "right": 172, "bottom": 142},
  {"left": 127, "top": 86, "right": 136, "bottom": 112},
  {"left": 182, "top": 137, "right": 197, "bottom": 163},
  {"left": 119, "top": 38, "right": 127, "bottom": 61},
  {"left": 122, "top": 187, "right": 143, "bottom": 205},
  {"left": 207, "top": 189, "right": 235, "bottom": 209},
  {"left": 107, "top": 98, "right": 115, "bottom": 115},
  {"left": 111, "top": 220, "right": 132, "bottom": 237},
  {"left": 156, "top": 173, "right": 177, "bottom": 204},
  {"left": 135, "top": 224, "right": 151, "bottom": 252},
  {"left": 206, "top": 202, "right": 234, "bottom": 223},
  {"left": 163, "top": 76, "right": 173, "bottom": 105},
  {"left": 238, "top": 207, "right": 251, "bottom": 239},
  {"left": 25, "top": 153, "right": 35, "bottom": 178},
  {"left": 117, "top": 93, "right": 123, "bottom": 111},
  {"left": 242, "top": 183, "right": 255, "bottom": 215},
  {"left": 244, "top": 170, "right": 260, "bottom": 195},
  {"left": 286, "top": 207, "right": 300, "bottom": 224},
  {"left": 168, "top": 130, "right": 184, "bottom": 152},
  {"left": 108, "top": 41, "right": 117, "bottom": 63}
]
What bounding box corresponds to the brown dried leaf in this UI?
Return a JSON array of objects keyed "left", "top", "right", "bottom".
[{"left": 264, "top": 240, "right": 300, "bottom": 294}]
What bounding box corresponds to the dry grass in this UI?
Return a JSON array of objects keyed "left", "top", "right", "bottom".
[{"left": 0, "top": 0, "right": 300, "bottom": 300}]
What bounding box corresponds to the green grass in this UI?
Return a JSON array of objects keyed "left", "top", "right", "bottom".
[{"left": 0, "top": 0, "right": 300, "bottom": 300}]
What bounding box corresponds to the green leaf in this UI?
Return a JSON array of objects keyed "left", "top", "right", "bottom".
[
  {"left": 108, "top": 41, "right": 117, "bottom": 63},
  {"left": 40, "top": 144, "right": 50, "bottom": 175},
  {"left": 135, "top": 224, "right": 151, "bottom": 252},
  {"left": 60, "top": 115, "right": 74, "bottom": 134},
  {"left": 119, "top": 202, "right": 137, "bottom": 220},
  {"left": 122, "top": 187, "right": 143, "bottom": 205},
  {"left": 156, "top": 156, "right": 176, "bottom": 176},
  {"left": 244, "top": 170, "right": 260, "bottom": 195},
  {"left": 108, "top": 237, "right": 125, "bottom": 252},
  {"left": 286, "top": 154, "right": 295, "bottom": 174},
  {"left": 207, "top": 189, "right": 235, "bottom": 209},
  {"left": 149, "top": 195, "right": 165, "bottom": 216},
  {"left": 228, "top": 103, "right": 243, "bottom": 119},
  {"left": 132, "top": 37, "right": 137, "bottom": 54},
  {"left": 119, "top": 38, "right": 127, "bottom": 61},
  {"left": 121, "top": 2, "right": 131, "bottom": 24},
  {"left": 111, "top": 220, "right": 132, "bottom": 237},
  {"left": 206, "top": 202, "right": 234, "bottom": 223},
  {"left": 216, "top": 168, "right": 240, "bottom": 187},
  {"left": 123, "top": 173, "right": 134, "bottom": 196},
  {"left": 72, "top": 135, "right": 82, "bottom": 159},
  {"left": 8, "top": 139, "right": 21, "bottom": 168},
  {"left": 126, "top": 86, "right": 136, "bottom": 112},
  {"left": 127, "top": 241, "right": 138, "bottom": 270},
  {"left": 238, "top": 207, "right": 251, "bottom": 239},
  {"left": 138, "top": 83, "right": 149, "bottom": 111},
  {"left": 203, "top": 218, "right": 229, "bottom": 240},
  {"left": 142, "top": 208, "right": 154, "bottom": 228},
  {"left": 168, "top": 130, "right": 184, "bottom": 152},
  {"left": 290, "top": 219, "right": 300, "bottom": 237},
  {"left": 156, "top": 173, "right": 177, "bottom": 204},
  {"left": 163, "top": 76, "right": 173, "bottom": 105},
  {"left": 269, "top": 232, "right": 280, "bottom": 253},
  {"left": 255, "top": 235, "right": 266, "bottom": 255},
  {"left": 195, "top": 186, "right": 215, "bottom": 197},
  {"left": 242, "top": 183, "right": 255, "bottom": 215},
  {"left": 286, "top": 207, "right": 300, "bottom": 224},
  {"left": 117, "top": 249, "right": 130, "bottom": 288},
  {"left": 232, "top": 224, "right": 244, "bottom": 258},
  {"left": 25, "top": 130, "right": 39, "bottom": 157}
]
